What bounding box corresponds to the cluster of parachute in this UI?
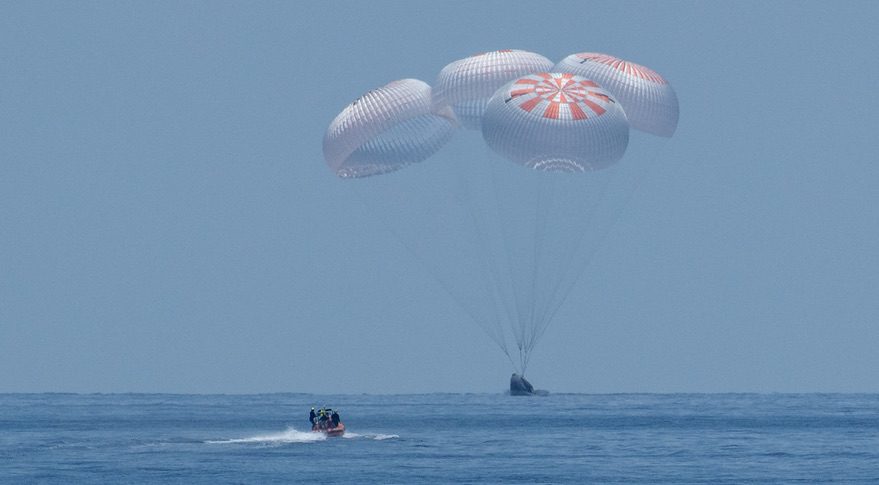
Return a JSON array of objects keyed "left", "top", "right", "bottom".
[
  {"left": 324, "top": 50, "right": 677, "bottom": 178},
  {"left": 323, "top": 50, "right": 678, "bottom": 375}
]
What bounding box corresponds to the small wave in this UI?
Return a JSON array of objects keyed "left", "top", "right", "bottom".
[
  {"left": 206, "top": 427, "right": 325, "bottom": 445},
  {"left": 343, "top": 432, "right": 399, "bottom": 441}
]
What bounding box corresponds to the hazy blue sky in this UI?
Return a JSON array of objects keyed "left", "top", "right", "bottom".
[{"left": 2, "top": 1, "right": 878, "bottom": 393}]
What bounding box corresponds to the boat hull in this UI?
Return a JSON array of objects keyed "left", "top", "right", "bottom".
[{"left": 312, "top": 422, "right": 345, "bottom": 437}]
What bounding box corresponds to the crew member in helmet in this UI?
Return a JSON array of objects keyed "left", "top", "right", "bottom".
[
  {"left": 330, "top": 409, "right": 340, "bottom": 428},
  {"left": 309, "top": 407, "right": 317, "bottom": 427}
]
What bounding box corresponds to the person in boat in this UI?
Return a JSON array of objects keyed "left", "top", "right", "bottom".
[
  {"left": 324, "top": 408, "right": 335, "bottom": 428},
  {"left": 330, "top": 409, "right": 340, "bottom": 428},
  {"left": 318, "top": 408, "right": 329, "bottom": 429},
  {"left": 309, "top": 407, "right": 317, "bottom": 427}
]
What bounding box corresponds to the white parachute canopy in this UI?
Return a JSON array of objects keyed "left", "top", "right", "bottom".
[
  {"left": 481, "top": 72, "right": 629, "bottom": 172},
  {"left": 433, "top": 50, "right": 554, "bottom": 130},
  {"left": 553, "top": 53, "right": 679, "bottom": 137},
  {"left": 323, "top": 78, "right": 457, "bottom": 178}
]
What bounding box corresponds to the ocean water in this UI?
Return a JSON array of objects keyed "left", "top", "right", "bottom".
[{"left": 1, "top": 393, "right": 877, "bottom": 483}]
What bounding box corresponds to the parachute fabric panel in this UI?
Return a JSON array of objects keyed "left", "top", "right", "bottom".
[
  {"left": 323, "top": 79, "right": 457, "bottom": 179},
  {"left": 481, "top": 73, "right": 630, "bottom": 171},
  {"left": 554, "top": 53, "right": 679, "bottom": 137},
  {"left": 433, "top": 50, "right": 554, "bottom": 130}
]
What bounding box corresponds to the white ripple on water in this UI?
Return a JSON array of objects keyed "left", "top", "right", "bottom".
[
  {"left": 205, "top": 428, "right": 399, "bottom": 445},
  {"left": 205, "top": 427, "right": 326, "bottom": 444},
  {"left": 342, "top": 432, "right": 400, "bottom": 441}
]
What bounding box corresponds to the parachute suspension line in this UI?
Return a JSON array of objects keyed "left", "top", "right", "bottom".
[
  {"left": 468, "top": 157, "right": 523, "bottom": 359},
  {"left": 453, "top": 154, "right": 516, "bottom": 360},
  {"left": 529, "top": 169, "right": 616, "bottom": 350},
  {"left": 350, "top": 183, "right": 505, "bottom": 357},
  {"left": 501, "top": 346, "right": 517, "bottom": 374},
  {"left": 534, "top": 140, "right": 671, "bottom": 345},
  {"left": 516, "top": 169, "right": 537, "bottom": 377},
  {"left": 523, "top": 173, "right": 552, "bottom": 370},
  {"left": 486, "top": 149, "right": 530, "bottom": 371},
  {"left": 530, "top": 176, "right": 568, "bottom": 372}
]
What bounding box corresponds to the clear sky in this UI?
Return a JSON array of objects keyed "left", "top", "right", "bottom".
[{"left": 2, "top": 1, "right": 878, "bottom": 393}]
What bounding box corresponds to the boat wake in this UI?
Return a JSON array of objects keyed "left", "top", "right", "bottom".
[
  {"left": 205, "top": 427, "right": 325, "bottom": 445},
  {"left": 342, "top": 432, "right": 399, "bottom": 441},
  {"left": 205, "top": 428, "right": 399, "bottom": 445}
]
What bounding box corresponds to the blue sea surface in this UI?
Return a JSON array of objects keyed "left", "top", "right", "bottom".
[{"left": 1, "top": 393, "right": 877, "bottom": 483}]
